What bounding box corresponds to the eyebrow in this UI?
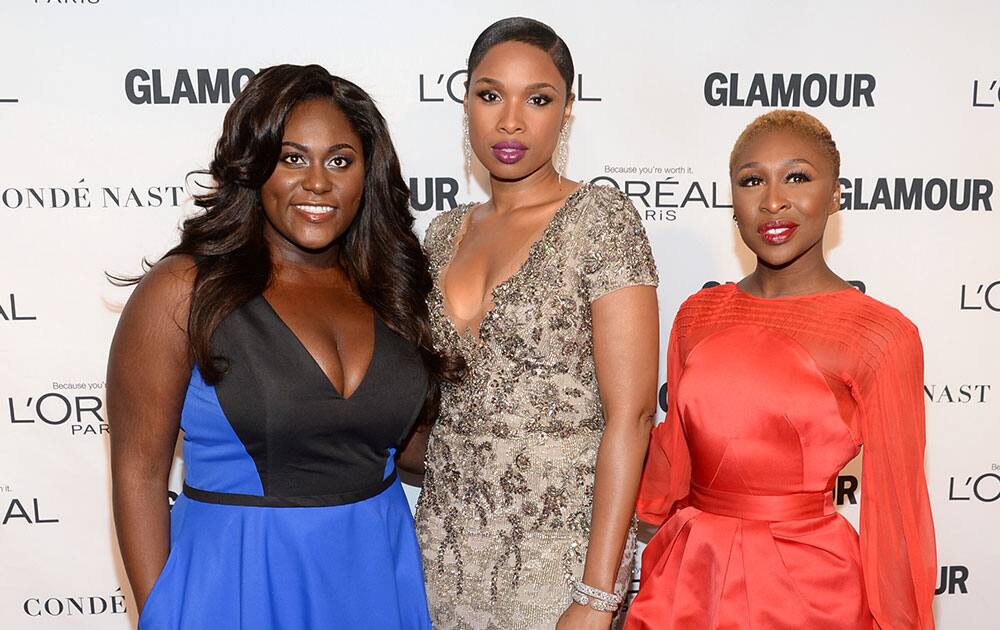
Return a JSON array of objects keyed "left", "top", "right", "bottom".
[
  {"left": 474, "top": 77, "right": 558, "bottom": 92},
  {"left": 526, "top": 81, "right": 557, "bottom": 91},
  {"left": 281, "top": 141, "right": 357, "bottom": 153},
  {"left": 737, "top": 158, "right": 814, "bottom": 171}
]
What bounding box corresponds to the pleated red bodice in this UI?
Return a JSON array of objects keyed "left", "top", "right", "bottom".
[{"left": 628, "top": 284, "right": 936, "bottom": 630}]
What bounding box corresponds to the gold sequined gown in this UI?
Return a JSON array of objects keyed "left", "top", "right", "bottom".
[{"left": 415, "top": 184, "right": 659, "bottom": 629}]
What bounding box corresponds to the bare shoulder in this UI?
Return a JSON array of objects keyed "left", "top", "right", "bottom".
[
  {"left": 108, "top": 254, "right": 197, "bottom": 387},
  {"left": 136, "top": 254, "right": 195, "bottom": 297},
  {"left": 121, "top": 254, "right": 198, "bottom": 330}
]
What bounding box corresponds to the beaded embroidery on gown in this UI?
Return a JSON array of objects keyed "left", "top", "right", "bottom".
[{"left": 414, "top": 184, "right": 659, "bottom": 629}]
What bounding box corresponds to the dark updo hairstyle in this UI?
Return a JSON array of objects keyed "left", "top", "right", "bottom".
[
  {"left": 467, "top": 17, "right": 575, "bottom": 98},
  {"left": 116, "top": 64, "right": 462, "bottom": 422}
]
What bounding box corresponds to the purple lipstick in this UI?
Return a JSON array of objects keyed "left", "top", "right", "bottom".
[{"left": 491, "top": 140, "right": 528, "bottom": 164}]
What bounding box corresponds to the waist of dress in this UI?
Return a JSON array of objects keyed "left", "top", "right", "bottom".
[
  {"left": 182, "top": 470, "right": 397, "bottom": 508},
  {"left": 688, "top": 482, "right": 835, "bottom": 521}
]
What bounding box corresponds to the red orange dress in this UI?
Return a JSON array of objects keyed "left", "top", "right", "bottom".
[{"left": 627, "top": 284, "right": 936, "bottom": 630}]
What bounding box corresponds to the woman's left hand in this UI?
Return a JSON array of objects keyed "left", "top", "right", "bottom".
[{"left": 555, "top": 602, "right": 614, "bottom": 630}]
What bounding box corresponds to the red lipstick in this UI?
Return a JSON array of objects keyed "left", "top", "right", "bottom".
[{"left": 758, "top": 219, "right": 798, "bottom": 245}]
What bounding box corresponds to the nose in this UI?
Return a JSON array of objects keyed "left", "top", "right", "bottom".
[
  {"left": 302, "top": 162, "right": 334, "bottom": 195},
  {"left": 760, "top": 183, "right": 790, "bottom": 214},
  {"left": 497, "top": 101, "right": 525, "bottom": 135}
]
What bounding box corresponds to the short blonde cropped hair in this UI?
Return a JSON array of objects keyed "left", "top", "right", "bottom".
[{"left": 729, "top": 109, "right": 840, "bottom": 179}]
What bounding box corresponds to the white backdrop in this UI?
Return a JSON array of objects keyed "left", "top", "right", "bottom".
[{"left": 1, "top": 1, "right": 998, "bottom": 628}]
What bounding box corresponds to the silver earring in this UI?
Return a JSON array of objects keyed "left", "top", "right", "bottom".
[
  {"left": 555, "top": 122, "right": 569, "bottom": 181},
  {"left": 463, "top": 113, "right": 472, "bottom": 175}
]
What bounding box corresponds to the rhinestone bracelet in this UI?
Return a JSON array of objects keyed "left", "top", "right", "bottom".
[{"left": 571, "top": 581, "right": 622, "bottom": 612}]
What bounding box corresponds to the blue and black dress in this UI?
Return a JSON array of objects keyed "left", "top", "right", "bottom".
[{"left": 139, "top": 295, "right": 432, "bottom": 629}]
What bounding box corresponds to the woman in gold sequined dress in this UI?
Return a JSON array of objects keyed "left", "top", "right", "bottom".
[{"left": 413, "top": 17, "right": 660, "bottom": 630}]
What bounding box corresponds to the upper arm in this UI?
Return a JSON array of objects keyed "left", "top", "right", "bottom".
[
  {"left": 591, "top": 285, "right": 659, "bottom": 422},
  {"left": 107, "top": 255, "right": 197, "bottom": 479},
  {"left": 395, "top": 421, "right": 431, "bottom": 481},
  {"left": 583, "top": 187, "right": 660, "bottom": 420}
]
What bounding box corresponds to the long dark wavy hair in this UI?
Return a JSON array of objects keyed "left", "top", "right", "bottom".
[{"left": 115, "top": 64, "right": 462, "bottom": 421}]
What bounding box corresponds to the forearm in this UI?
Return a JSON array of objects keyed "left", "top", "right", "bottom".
[
  {"left": 581, "top": 410, "right": 655, "bottom": 591},
  {"left": 112, "top": 472, "right": 171, "bottom": 611}
]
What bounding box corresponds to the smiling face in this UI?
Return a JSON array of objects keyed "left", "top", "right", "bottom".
[
  {"left": 466, "top": 40, "right": 572, "bottom": 181},
  {"left": 260, "top": 98, "right": 365, "bottom": 259},
  {"left": 731, "top": 129, "right": 840, "bottom": 269}
]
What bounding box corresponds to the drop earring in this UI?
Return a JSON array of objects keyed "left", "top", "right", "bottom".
[
  {"left": 555, "top": 121, "right": 569, "bottom": 182},
  {"left": 463, "top": 113, "right": 472, "bottom": 176}
]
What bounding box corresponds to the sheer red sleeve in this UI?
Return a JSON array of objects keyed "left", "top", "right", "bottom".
[
  {"left": 856, "top": 323, "right": 937, "bottom": 629},
  {"left": 635, "top": 318, "right": 691, "bottom": 526}
]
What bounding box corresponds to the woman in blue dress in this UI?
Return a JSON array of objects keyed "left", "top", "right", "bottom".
[{"left": 107, "top": 64, "right": 460, "bottom": 629}]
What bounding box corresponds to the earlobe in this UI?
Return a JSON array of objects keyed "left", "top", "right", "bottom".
[
  {"left": 563, "top": 108, "right": 574, "bottom": 128},
  {"left": 828, "top": 181, "right": 842, "bottom": 214}
]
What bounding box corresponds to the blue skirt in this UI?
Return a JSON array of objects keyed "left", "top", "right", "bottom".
[{"left": 139, "top": 478, "right": 431, "bottom": 629}]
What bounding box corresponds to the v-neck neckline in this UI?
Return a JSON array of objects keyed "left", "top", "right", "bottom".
[
  {"left": 437, "top": 183, "right": 588, "bottom": 344},
  {"left": 255, "top": 295, "right": 379, "bottom": 401}
]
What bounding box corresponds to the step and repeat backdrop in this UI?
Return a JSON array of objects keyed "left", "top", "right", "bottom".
[{"left": 1, "top": 1, "right": 997, "bottom": 628}]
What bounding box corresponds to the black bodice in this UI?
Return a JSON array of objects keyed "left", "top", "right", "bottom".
[{"left": 196, "top": 295, "right": 429, "bottom": 506}]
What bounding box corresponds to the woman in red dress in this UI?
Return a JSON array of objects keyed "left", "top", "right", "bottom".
[{"left": 627, "top": 110, "right": 936, "bottom": 629}]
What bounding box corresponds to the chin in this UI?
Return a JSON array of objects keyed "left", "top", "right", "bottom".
[
  {"left": 486, "top": 160, "right": 546, "bottom": 182},
  {"left": 755, "top": 249, "right": 806, "bottom": 269},
  {"left": 289, "top": 232, "right": 339, "bottom": 252}
]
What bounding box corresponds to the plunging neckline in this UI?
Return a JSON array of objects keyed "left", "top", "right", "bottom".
[
  {"left": 256, "top": 295, "right": 378, "bottom": 401},
  {"left": 438, "top": 183, "right": 588, "bottom": 343}
]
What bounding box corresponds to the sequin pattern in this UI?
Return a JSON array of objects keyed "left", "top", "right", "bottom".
[{"left": 414, "top": 184, "right": 658, "bottom": 629}]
